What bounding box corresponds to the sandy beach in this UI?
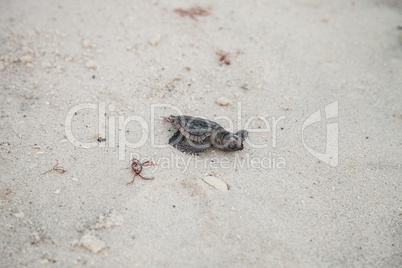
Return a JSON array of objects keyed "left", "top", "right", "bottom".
[{"left": 0, "top": 0, "right": 401, "bottom": 267}]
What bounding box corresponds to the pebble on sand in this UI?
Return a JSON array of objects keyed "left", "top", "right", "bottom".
[
  {"left": 85, "top": 60, "right": 99, "bottom": 70},
  {"left": 149, "top": 34, "right": 161, "bottom": 46},
  {"left": 216, "top": 97, "right": 232, "bottom": 106}
]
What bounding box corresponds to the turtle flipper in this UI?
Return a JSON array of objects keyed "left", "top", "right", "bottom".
[
  {"left": 169, "top": 131, "right": 210, "bottom": 155},
  {"left": 169, "top": 130, "right": 183, "bottom": 145},
  {"left": 174, "top": 141, "right": 210, "bottom": 155}
]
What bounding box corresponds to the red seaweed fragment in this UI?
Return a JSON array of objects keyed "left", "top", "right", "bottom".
[
  {"left": 126, "top": 158, "right": 156, "bottom": 185},
  {"left": 174, "top": 6, "right": 211, "bottom": 21},
  {"left": 43, "top": 161, "right": 66, "bottom": 175}
]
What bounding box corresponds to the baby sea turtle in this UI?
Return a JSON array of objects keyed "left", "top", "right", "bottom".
[{"left": 163, "top": 115, "right": 248, "bottom": 154}]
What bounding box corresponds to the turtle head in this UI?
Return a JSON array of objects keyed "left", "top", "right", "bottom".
[
  {"left": 222, "top": 130, "right": 248, "bottom": 151},
  {"left": 236, "top": 130, "right": 248, "bottom": 140}
]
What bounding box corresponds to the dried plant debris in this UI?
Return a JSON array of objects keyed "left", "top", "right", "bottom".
[
  {"left": 392, "top": 114, "right": 402, "bottom": 119},
  {"left": 215, "top": 49, "right": 242, "bottom": 66},
  {"left": 174, "top": 6, "right": 211, "bottom": 21},
  {"left": 165, "top": 77, "right": 182, "bottom": 91},
  {"left": 127, "top": 158, "right": 156, "bottom": 185},
  {"left": 241, "top": 83, "right": 250, "bottom": 90},
  {"left": 203, "top": 176, "right": 229, "bottom": 190},
  {"left": 216, "top": 50, "right": 231, "bottom": 65},
  {"left": 43, "top": 161, "right": 66, "bottom": 175}
]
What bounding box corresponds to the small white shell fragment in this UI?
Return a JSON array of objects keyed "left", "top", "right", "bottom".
[
  {"left": 216, "top": 97, "right": 232, "bottom": 106},
  {"left": 36, "top": 151, "right": 45, "bottom": 155},
  {"left": 80, "top": 234, "right": 106, "bottom": 254},
  {"left": 203, "top": 176, "right": 229, "bottom": 190},
  {"left": 32, "top": 145, "right": 41, "bottom": 149},
  {"left": 149, "top": 34, "right": 161, "bottom": 46},
  {"left": 72, "top": 177, "right": 79, "bottom": 182},
  {"left": 14, "top": 212, "right": 25, "bottom": 218},
  {"left": 54, "top": 189, "right": 60, "bottom": 194},
  {"left": 85, "top": 60, "right": 99, "bottom": 70}
]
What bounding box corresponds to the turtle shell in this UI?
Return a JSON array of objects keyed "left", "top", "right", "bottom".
[{"left": 172, "top": 115, "right": 218, "bottom": 142}]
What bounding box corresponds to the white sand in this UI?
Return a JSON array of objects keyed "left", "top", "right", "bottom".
[{"left": 1, "top": 0, "right": 401, "bottom": 267}]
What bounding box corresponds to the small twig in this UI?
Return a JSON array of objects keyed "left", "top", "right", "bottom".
[{"left": 43, "top": 161, "right": 66, "bottom": 175}]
